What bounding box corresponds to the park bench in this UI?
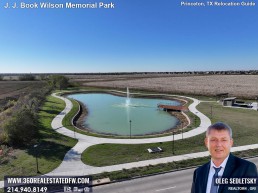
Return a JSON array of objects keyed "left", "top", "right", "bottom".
[{"left": 147, "top": 147, "right": 163, "bottom": 153}]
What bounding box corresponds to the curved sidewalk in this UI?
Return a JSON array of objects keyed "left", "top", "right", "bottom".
[{"left": 47, "top": 91, "right": 211, "bottom": 176}]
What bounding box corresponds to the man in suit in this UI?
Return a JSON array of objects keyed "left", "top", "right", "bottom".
[{"left": 191, "top": 122, "right": 258, "bottom": 193}]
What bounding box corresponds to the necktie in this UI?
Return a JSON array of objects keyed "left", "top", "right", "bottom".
[{"left": 210, "top": 166, "right": 222, "bottom": 193}]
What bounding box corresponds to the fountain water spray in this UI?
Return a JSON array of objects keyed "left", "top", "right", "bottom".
[{"left": 125, "top": 87, "right": 130, "bottom": 107}]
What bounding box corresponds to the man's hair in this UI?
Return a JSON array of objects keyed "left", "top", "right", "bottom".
[{"left": 206, "top": 122, "right": 233, "bottom": 138}]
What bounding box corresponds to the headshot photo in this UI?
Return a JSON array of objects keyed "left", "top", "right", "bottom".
[{"left": 191, "top": 122, "right": 258, "bottom": 193}]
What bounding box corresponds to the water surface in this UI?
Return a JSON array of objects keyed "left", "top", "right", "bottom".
[{"left": 68, "top": 93, "right": 180, "bottom": 136}]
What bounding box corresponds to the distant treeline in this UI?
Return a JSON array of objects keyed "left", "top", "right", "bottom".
[
  {"left": 1, "top": 70, "right": 258, "bottom": 76},
  {"left": 18, "top": 74, "right": 36, "bottom": 81}
]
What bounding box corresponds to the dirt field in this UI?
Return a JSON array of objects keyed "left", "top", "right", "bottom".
[
  {"left": 67, "top": 73, "right": 176, "bottom": 83},
  {"left": 1, "top": 74, "right": 257, "bottom": 101},
  {"left": 80, "top": 75, "right": 258, "bottom": 99}
]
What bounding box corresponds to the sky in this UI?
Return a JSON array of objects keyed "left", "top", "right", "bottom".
[{"left": 0, "top": 0, "right": 257, "bottom": 73}]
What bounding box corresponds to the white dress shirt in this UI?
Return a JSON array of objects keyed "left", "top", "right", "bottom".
[{"left": 206, "top": 155, "right": 229, "bottom": 193}]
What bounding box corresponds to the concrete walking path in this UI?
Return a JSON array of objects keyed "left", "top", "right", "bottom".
[{"left": 46, "top": 91, "right": 212, "bottom": 176}]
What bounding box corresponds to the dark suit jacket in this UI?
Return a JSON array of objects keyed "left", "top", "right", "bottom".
[{"left": 191, "top": 154, "right": 258, "bottom": 193}]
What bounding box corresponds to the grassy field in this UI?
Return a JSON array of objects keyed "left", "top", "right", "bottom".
[
  {"left": 82, "top": 75, "right": 258, "bottom": 99},
  {"left": 81, "top": 101, "right": 258, "bottom": 166},
  {"left": 198, "top": 102, "right": 258, "bottom": 146},
  {"left": 0, "top": 95, "right": 77, "bottom": 180}
]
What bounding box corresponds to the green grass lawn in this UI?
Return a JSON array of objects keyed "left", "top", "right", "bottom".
[
  {"left": 198, "top": 102, "right": 258, "bottom": 146},
  {"left": 0, "top": 95, "right": 77, "bottom": 180},
  {"left": 82, "top": 101, "right": 258, "bottom": 166},
  {"left": 92, "top": 148, "right": 258, "bottom": 181},
  {"left": 62, "top": 98, "right": 81, "bottom": 133}
]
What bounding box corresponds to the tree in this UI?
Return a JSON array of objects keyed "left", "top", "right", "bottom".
[
  {"left": 4, "top": 108, "right": 39, "bottom": 147},
  {"left": 57, "top": 75, "right": 69, "bottom": 90},
  {"left": 48, "top": 75, "right": 69, "bottom": 90}
]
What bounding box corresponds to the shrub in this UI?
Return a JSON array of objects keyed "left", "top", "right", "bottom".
[
  {"left": 0, "top": 145, "right": 15, "bottom": 164},
  {"left": 0, "top": 129, "right": 8, "bottom": 145},
  {"left": 3, "top": 100, "right": 16, "bottom": 111}
]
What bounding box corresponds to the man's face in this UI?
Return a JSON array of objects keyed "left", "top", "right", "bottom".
[{"left": 205, "top": 129, "right": 233, "bottom": 163}]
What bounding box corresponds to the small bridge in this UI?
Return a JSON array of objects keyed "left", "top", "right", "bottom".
[{"left": 157, "top": 104, "right": 188, "bottom": 112}]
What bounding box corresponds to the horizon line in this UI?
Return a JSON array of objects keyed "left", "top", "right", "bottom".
[{"left": 1, "top": 69, "right": 258, "bottom": 75}]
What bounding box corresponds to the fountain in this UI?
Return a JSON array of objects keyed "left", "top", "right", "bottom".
[{"left": 125, "top": 87, "right": 131, "bottom": 107}]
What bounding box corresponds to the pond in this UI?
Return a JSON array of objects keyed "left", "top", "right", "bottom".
[{"left": 68, "top": 93, "right": 181, "bottom": 136}]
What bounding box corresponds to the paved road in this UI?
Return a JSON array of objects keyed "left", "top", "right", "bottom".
[
  {"left": 93, "top": 157, "right": 258, "bottom": 193},
  {"left": 93, "top": 169, "right": 194, "bottom": 193}
]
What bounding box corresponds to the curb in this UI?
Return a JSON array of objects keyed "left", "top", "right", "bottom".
[{"left": 71, "top": 99, "right": 82, "bottom": 131}]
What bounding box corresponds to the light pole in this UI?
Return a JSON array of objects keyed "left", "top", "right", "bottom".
[
  {"left": 172, "top": 131, "right": 175, "bottom": 155},
  {"left": 195, "top": 112, "right": 198, "bottom": 127},
  {"left": 256, "top": 97, "right": 258, "bottom": 111},
  {"left": 74, "top": 126, "right": 76, "bottom": 139},
  {"left": 129, "top": 120, "right": 132, "bottom": 139},
  {"left": 210, "top": 105, "right": 213, "bottom": 120},
  {"left": 34, "top": 144, "right": 39, "bottom": 173},
  {"left": 181, "top": 123, "right": 183, "bottom": 140}
]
